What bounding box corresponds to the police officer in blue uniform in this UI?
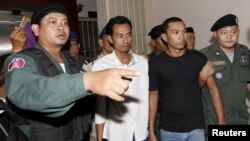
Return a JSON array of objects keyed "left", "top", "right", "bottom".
[{"left": 201, "top": 14, "right": 250, "bottom": 127}]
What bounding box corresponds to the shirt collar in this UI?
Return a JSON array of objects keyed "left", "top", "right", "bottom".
[{"left": 111, "top": 50, "right": 138, "bottom": 67}]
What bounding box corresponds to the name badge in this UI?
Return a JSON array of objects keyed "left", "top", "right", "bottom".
[{"left": 212, "top": 60, "right": 226, "bottom": 66}]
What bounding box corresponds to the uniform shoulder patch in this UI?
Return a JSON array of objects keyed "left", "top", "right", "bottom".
[{"left": 8, "top": 58, "right": 26, "bottom": 72}]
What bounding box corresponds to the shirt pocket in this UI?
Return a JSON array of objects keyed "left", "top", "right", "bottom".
[
  {"left": 214, "top": 66, "right": 230, "bottom": 87},
  {"left": 238, "top": 65, "right": 250, "bottom": 82}
]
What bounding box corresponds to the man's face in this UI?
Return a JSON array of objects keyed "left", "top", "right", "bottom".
[
  {"left": 69, "top": 40, "right": 80, "bottom": 58},
  {"left": 186, "top": 32, "right": 195, "bottom": 49},
  {"left": 109, "top": 24, "right": 132, "bottom": 53},
  {"left": 214, "top": 25, "right": 239, "bottom": 49},
  {"left": 162, "top": 21, "right": 187, "bottom": 50},
  {"left": 33, "top": 12, "right": 70, "bottom": 48}
]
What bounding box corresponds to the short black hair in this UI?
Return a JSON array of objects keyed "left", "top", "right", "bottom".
[
  {"left": 162, "top": 17, "right": 183, "bottom": 33},
  {"left": 106, "top": 16, "right": 132, "bottom": 36}
]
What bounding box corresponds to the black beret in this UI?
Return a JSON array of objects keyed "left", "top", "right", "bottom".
[
  {"left": 210, "top": 14, "right": 238, "bottom": 31},
  {"left": 31, "top": 3, "right": 68, "bottom": 24},
  {"left": 148, "top": 24, "right": 163, "bottom": 39},
  {"left": 186, "top": 27, "right": 194, "bottom": 33},
  {"left": 98, "top": 26, "right": 107, "bottom": 39}
]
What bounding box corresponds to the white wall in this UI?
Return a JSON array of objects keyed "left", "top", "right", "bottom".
[
  {"left": 148, "top": 0, "right": 250, "bottom": 50},
  {"left": 77, "top": 0, "right": 97, "bottom": 17}
]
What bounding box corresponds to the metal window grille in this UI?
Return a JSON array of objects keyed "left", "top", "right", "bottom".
[{"left": 78, "top": 17, "right": 100, "bottom": 59}]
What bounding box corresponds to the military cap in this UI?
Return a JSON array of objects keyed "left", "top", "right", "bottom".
[
  {"left": 148, "top": 24, "right": 163, "bottom": 39},
  {"left": 31, "top": 3, "right": 68, "bottom": 24},
  {"left": 210, "top": 14, "right": 238, "bottom": 31},
  {"left": 98, "top": 26, "right": 107, "bottom": 39},
  {"left": 69, "top": 31, "right": 78, "bottom": 41},
  {"left": 186, "top": 27, "right": 194, "bottom": 33}
]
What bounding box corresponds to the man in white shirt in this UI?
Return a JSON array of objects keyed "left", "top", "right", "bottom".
[{"left": 93, "top": 16, "right": 149, "bottom": 141}]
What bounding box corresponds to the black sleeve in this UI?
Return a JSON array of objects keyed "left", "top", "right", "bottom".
[
  {"left": 193, "top": 50, "right": 208, "bottom": 71},
  {"left": 200, "top": 52, "right": 208, "bottom": 70},
  {"left": 148, "top": 58, "right": 159, "bottom": 91}
]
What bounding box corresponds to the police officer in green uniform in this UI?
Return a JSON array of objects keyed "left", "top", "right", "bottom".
[
  {"left": 201, "top": 14, "right": 250, "bottom": 128},
  {"left": 3, "top": 3, "right": 140, "bottom": 141}
]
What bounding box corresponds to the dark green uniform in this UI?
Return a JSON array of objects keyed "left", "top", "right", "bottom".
[
  {"left": 4, "top": 44, "right": 89, "bottom": 118},
  {"left": 200, "top": 42, "right": 250, "bottom": 125},
  {"left": 75, "top": 55, "right": 86, "bottom": 71}
]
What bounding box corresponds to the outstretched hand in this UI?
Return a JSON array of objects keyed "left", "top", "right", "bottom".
[{"left": 83, "top": 68, "right": 141, "bottom": 101}]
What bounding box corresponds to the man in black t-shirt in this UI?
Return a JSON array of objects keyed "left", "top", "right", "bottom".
[{"left": 148, "top": 17, "right": 225, "bottom": 141}]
